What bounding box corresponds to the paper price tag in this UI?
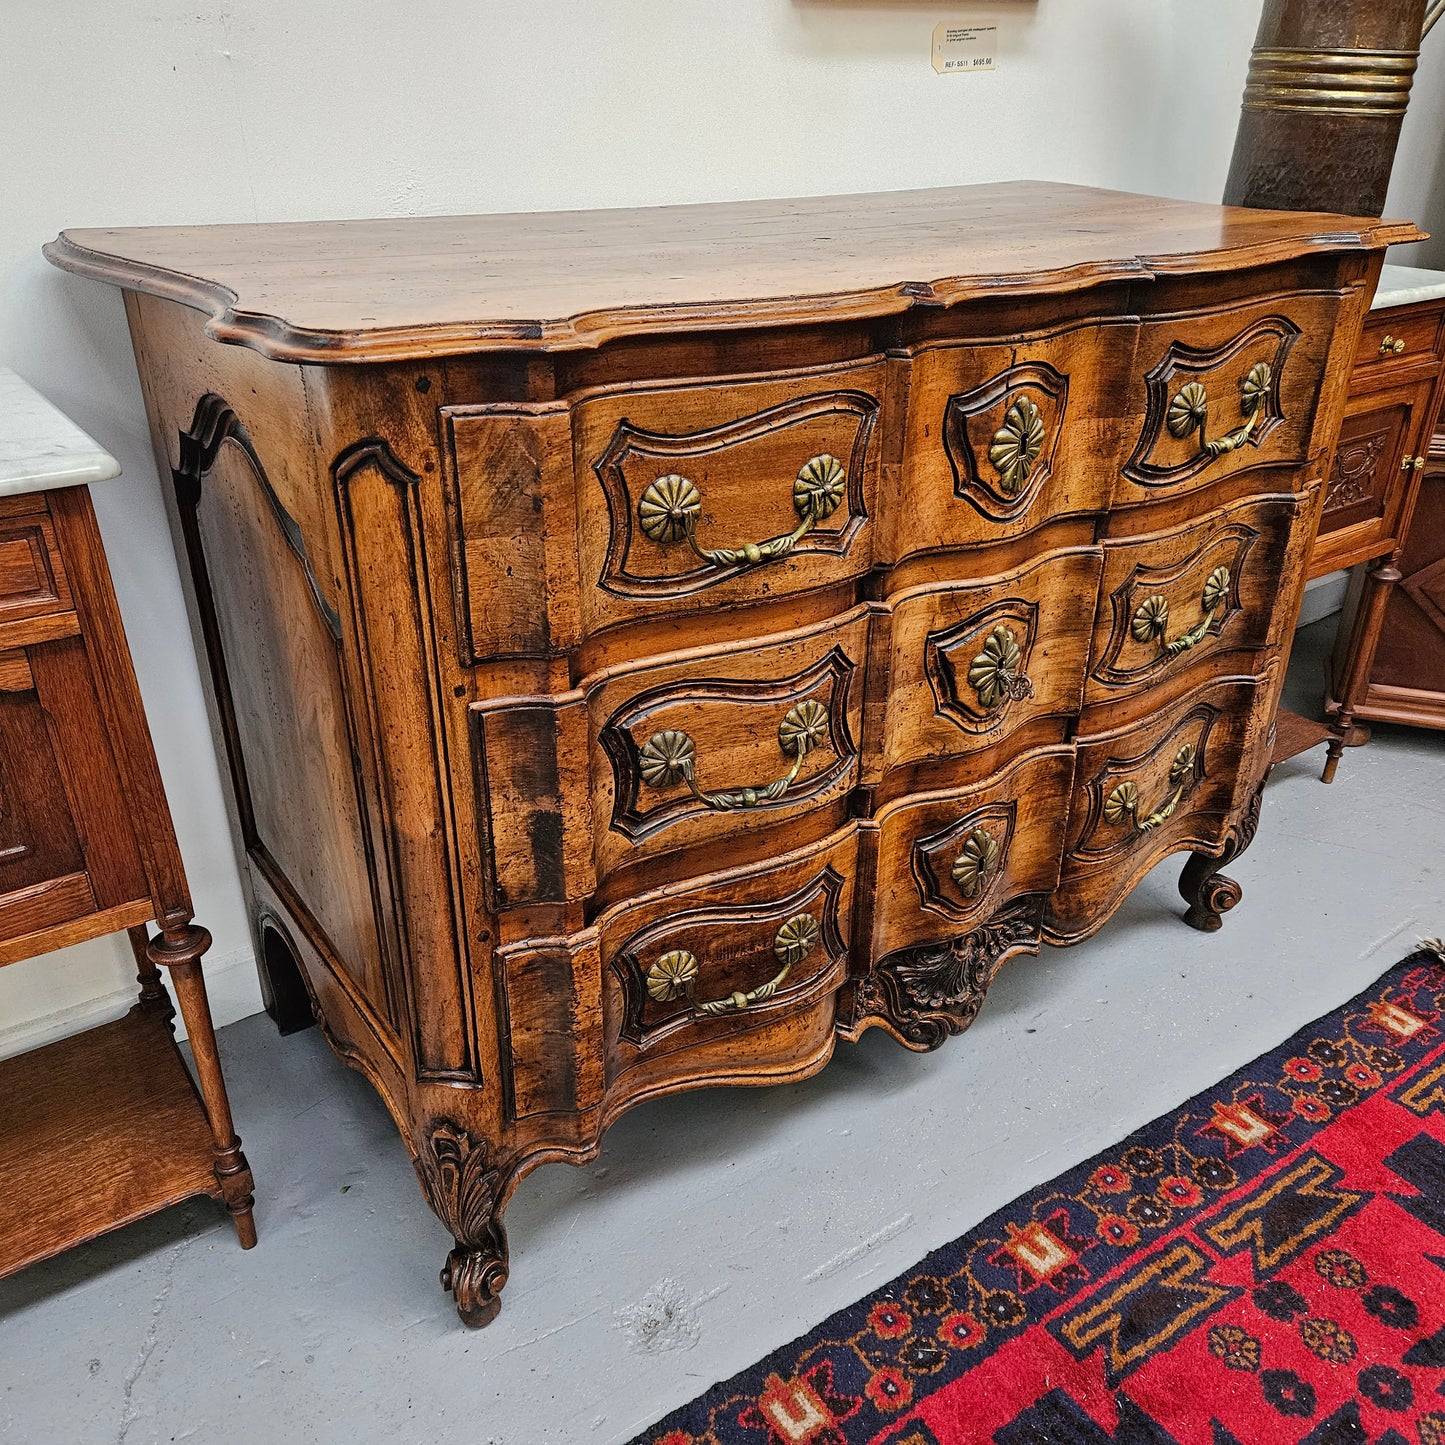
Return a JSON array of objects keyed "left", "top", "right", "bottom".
[{"left": 932, "top": 22, "right": 998, "bottom": 75}]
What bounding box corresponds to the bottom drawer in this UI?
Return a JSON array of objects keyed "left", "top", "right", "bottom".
[
  {"left": 496, "top": 828, "right": 858, "bottom": 1118},
  {"left": 870, "top": 745, "right": 1075, "bottom": 962},
  {"left": 1045, "top": 673, "right": 1267, "bottom": 944}
]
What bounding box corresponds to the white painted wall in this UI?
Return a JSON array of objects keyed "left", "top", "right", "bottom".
[{"left": 2, "top": 0, "right": 1442, "bottom": 1056}]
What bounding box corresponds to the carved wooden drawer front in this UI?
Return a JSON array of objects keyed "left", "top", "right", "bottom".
[
  {"left": 897, "top": 320, "right": 1137, "bottom": 557},
  {"left": 1120, "top": 294, "right": 1338, "bottom": 501},
  {"left": 1358, "top": 308, "right": 1445, "bottom": 377},
  {"left": 882, "top": 547, "right": 1102, "bottom": 767},
  {"left": 1087, "top": 490, "right": 1307, "bottom": 706},
  {"left": 472, "top": 607, "right": 869, "bottom": 908},
  {"left": 574, "top": 361, "right": 883, "bottom": 635},
  {"left": 870, "top": 745, "right": 1075, "bottom": 963},
  {"left": 1046, "top": 675, "right": 1264, "bottom": 943},
  {"left": 0, "top": 509, "right": 72, "bottom": 623}
]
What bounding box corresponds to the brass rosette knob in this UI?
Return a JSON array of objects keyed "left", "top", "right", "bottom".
[
  {"left": 950, "top": 827, "right": 1001, "bottom": 900},
  {"left": 644, "top": 912, "right": 822, "bottom": 1017}
]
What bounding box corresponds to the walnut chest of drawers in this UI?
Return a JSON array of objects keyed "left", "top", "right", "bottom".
[{"left": 46, "top": 182, "right": 1411, "bottom": 1325}]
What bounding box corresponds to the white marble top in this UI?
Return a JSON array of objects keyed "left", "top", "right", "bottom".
[
  {"left": 0, "top": 366, "right": 120, "bottom": 497},
  {"left": 1372, "top": 264, "right": 1445, "bottom": 311}
]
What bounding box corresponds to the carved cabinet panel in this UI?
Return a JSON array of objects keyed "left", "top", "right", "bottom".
[{"left": 1313, "top": 376, "right": 1435, "bottom": 572}]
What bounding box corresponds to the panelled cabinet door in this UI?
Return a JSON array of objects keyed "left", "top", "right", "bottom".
[
  {"left": 0, "top": 638, "right": 147, "bottom": 943},
  {"left": 1313, "top": 376, "right": 1438, "bottom": 574}
]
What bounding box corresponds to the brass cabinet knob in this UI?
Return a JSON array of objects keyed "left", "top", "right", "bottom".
[{"left": 1380, "top": 334, "right": 1408, "bottom": 356}]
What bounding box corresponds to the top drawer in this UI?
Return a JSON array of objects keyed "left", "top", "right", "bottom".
[
  {"left": 1356, "top": 306, "right": 1445, "bottom": 381},
  {"left": 1114, "top": 292, "right": 1340, "bottom": 506},
  {"left": 573, "top": 362, "right": 883, "bottom": 636}
]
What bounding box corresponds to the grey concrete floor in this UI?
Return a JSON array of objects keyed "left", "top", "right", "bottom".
[{"left": 2, "top": 618, "right": 1442, "bottom": 1445}]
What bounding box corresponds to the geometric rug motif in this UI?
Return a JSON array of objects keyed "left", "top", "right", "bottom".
[{"left": 628, "top": 949, "right": 1445, "bottom": 1444}]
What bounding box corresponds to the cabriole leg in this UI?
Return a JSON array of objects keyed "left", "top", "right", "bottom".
[
  {"left": 412, "top": 1119, "right": 511, "bottom": 1326},
  {"left": 1178, "top": 774, "right": 1267, "bottom": 932}
]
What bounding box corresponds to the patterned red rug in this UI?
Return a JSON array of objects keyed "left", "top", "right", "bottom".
[{"left": 629, "top": 948, "right": 1445, "bottom": 1445}]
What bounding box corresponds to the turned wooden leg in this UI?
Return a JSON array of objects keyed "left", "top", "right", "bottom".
[
  {"left": 1323, "top": 558, "right": 1399, "bottom": 784},
  {"left": 412, "top": 1120, "right": 511, "bottom": 1326},
  {"left": 127, "top": 923, "right": 175, "bottom": 1027},
  {"left": 148, "top": 924, "right": 258, "bottom": 1249},
  {"left": 1179, "top": 774, "right": 1267, "bottom": 932}
]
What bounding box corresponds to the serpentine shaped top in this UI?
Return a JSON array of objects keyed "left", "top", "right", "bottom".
[{"left": 43, "top": 183, "right": 1417, "bottom": 363}]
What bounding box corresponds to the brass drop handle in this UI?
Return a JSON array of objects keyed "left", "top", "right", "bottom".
[
  {"left": 644, "top": 912, "right": 821, "bottom": 1015},
  {"left": 1166, "top": 362, "right": 1272, "bottom": 461},
  {"left": 637, "top": 453, "right": 845, "bottom": 569},
  {"left": 1105, "top": 745, "right": 1197, "bottom": 834},
  {"left": 1131, "top": 566, "right": 1231, "bottom": 659},
  {"left": 1380, "top": 335, "right": 1408, "bottom": 356},
  {"left": 638, "top": 699, "right": 829, "bottom": 811}
]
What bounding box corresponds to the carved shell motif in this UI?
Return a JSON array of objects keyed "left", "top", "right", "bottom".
[
  {"left": 988, "top": 395, "right": 1046, "bottom": 497},
  {"left": 950, "top": 828, "right": 1001, "bottom": 900},
  {"left": 966, "top": 625, "right": 1033, "bottom": 711}
]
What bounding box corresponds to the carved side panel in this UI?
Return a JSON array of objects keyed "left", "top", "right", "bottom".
[
  {"left": 334, "top": 440, "right": 479, "bottom": 1083},
  {"left": 173, "top": 396, "right": 396, "bottom": 1032},
  {"left": 1124, "top": 316, "right": 1299, "bottom": 487},
  {"left": 943, "top": 361, "right": 1069, "bottom": 519}
]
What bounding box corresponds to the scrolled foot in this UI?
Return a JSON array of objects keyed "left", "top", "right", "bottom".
[
  {"left": 1179, "top": 860, "right": 1242, "bottom": 932},
  {"left": 413, "top": 1119, "right": 511, "bottom": 1326},
  {"left": 440, "top": 1226, "right": 509, "bottom": 1328},
  {"left": 1177, "top": 772, "right": 1266, "bottom": 932}
]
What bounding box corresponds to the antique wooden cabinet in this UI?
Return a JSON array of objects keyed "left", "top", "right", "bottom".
[
  {"left": 46, "top": 183, "right": 1409, "bottom": 1324},
  {"left": 1321, "top": 267, "right": 1445, "bottom": 768},
  {"left": 0, "top": 367, "right": 254, "bottom": 1281}
]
